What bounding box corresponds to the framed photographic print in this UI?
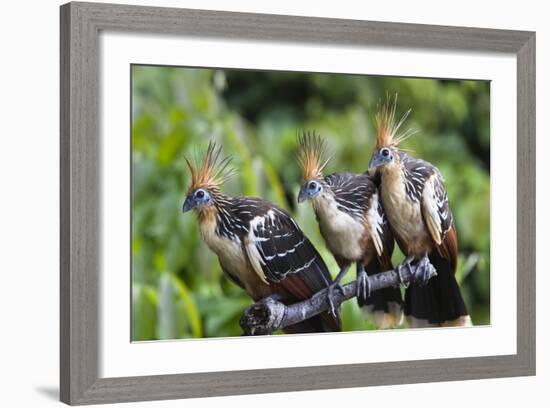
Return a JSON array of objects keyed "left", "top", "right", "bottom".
[{"left": 60, "top": 1, "right": 535, "bottom": 405}]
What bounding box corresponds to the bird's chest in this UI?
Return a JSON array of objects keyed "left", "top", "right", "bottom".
[
  {"left": 314, "top": 197, "right": 365, "bottom": 261},
  {"left": 199, "top": 218, "right": 246, "bottom": 272},
  {"left": 381, "top": 176, "right": 430, "bottom": 254},
  {"left": 199, "top": 216, "right": 266, "bottom": 296}
]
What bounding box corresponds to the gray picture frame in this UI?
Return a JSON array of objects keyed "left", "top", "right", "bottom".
[{"left": 60, "top": 1, "right": 536, "bottom": 405}]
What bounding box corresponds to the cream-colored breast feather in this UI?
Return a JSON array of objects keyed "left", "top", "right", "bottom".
[
  {"left": 380, "top": 168, "right": 431, "bottom": 254},
  {"left": 199, "top": 214, "right": 247, "bottom": 272},
  {"left": 313, "top": 192, "right": 365, "bottom": 261},
  {"left": 198, "top": 213, "right": 267, "bottom": 297}
]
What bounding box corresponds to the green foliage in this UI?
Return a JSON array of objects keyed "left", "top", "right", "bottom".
[{"left": 131, "top": 65, "right": 490, "bottom": 340}]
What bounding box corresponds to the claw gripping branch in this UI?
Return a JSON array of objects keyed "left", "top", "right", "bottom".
[{"left": 240, "top": 259, "right": 436, "bottom": 335}]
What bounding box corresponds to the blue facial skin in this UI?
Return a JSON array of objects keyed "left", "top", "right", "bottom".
[
  {"left": 298, "top": 179, "right": 323, "bottom": 203},
  {"left": 368, "top": 147, "right": 394, "bottom": 174},
  {"left": 182, "top": 188, "right": 212, "bottom": 212}
]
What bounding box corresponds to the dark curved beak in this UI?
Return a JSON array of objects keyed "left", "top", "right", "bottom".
[
  {"left": 182, "top": 196, "right": 194, "bottom": 213},
  {"left": 297, "top": 185, "right": 308, "bottom": 203}
]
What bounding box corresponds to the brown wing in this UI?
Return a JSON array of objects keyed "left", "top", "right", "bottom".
[
  {"left": 436, "top": 225, "right": 458, "bottom": 274},
  {"left": 402, "top": 156, "right": 466, "bottom": 324},
  {"left": 368, "top": 191, "right": 394, "bottom": 270},
  {"left": 244, "top": 206, "right": 341, "bottom": 332},
  {"left": 421, "top": 172, "right": 457, "bottom": 273}
]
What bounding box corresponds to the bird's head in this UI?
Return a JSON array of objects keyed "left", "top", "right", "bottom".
[
  {"left": 296, "top": 131, "right": 331, "bottom": 203},
  {"left": 368, "top": 146, "right": 398, "bottom": 174},
  {"left": 182, "top": 141, "right": 234, "bottom": 214},
  {"left": 182, "top": 187, "right": 213, "bottom": 212},
  {"left": 298, "top": 178, "right": 324, "bottom": 202},
  {"left": 368, "top": 94, "right": 415, "bottom": 176}
]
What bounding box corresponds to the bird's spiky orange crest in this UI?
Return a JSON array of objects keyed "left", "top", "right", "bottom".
[
  {"left": 185, "top": 141, "right": 234, "bottom": 193},
  {"left": 297, "top": 131, "right": 332, "bottom": 182},
  {"left": 375, "top": 94, "right": 416, "bottom": 149}
]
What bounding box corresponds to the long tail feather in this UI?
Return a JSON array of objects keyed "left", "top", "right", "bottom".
[
  {"left": 404, "top": 250, "right": 470, "bottom": 327},
  {"left": 359, "top": 258, "right": 404, "bottom": 329}
]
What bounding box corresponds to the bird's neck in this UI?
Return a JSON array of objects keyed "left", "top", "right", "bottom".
[
  {"left": 379, "top": 161, "right": 409, "bottom": 210},
  {"left": 311, "top": 190, "right": 339, "bottom": 221},
  {"left": 197, "top": 205, "right": 218, "bottom": 230},
  {"left": 196, "top": 193, "right": 237, "bottom": 252},
  {"left": 380, "top": 161, "right": 405, "bottom": 189}
]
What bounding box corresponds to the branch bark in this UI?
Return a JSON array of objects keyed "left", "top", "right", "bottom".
[{"left": 240, "top": 261, "right": 436, "bottom": 335}]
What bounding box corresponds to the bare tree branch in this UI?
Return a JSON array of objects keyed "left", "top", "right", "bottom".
[{"left": 240, "top": 261, "right": 436, "bottom": 335}]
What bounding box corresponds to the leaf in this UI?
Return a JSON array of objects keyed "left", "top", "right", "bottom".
[
  {"left": 156, "top": 273, "right": 203, "bottom": 339},
  {"left": 132, "top": 283, "right": 158, "bottom": 341},
  {"left": 157, "top": 273, "right": 178, "bottom": 339},
  {"left": 171, "top": 275, "right": 203, "bottom": 338}
]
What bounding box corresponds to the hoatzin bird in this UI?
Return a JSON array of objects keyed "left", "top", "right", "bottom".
[
  {"left": 296, "top": 133, "right": 403, "bottom": 328},
  {"left": 182, "top": 142, "right": 341, "bottom": 333},
  {"left": 368, "top": 97, "right": 471, "bottom": 327}
]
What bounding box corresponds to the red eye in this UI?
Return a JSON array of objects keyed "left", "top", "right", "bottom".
[
  {"left": 196, "top": 190, "right": 205, "bottom": 198},
  {"left": 381, "top": 148, "right": 390, "bottom": 157},
  {"left": 308, "top": 181, "right": 317, "bottom": 190}
]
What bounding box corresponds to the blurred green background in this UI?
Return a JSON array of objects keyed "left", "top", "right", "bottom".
[{"left": 131, "top": 65, "right": 490, "bottom": 341}]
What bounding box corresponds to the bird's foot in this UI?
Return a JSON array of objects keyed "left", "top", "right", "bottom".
[
  {"left": 396, "top": 256, "right": 415, "bottom": 288},
  {"left": 356, "top": 269, "right": 372, "bottom": 305},
  {"left": 326, "top": 265, "right": 349, "bottom": 317},
  {"left": 265, "top": 293, "right": 283, "bottom": 302},
  {"left": 413, "top": 254, "right": 437, "bottom": 286},
  {"left": 327, "top": 282, "right": 344, "bottom": 317}
]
